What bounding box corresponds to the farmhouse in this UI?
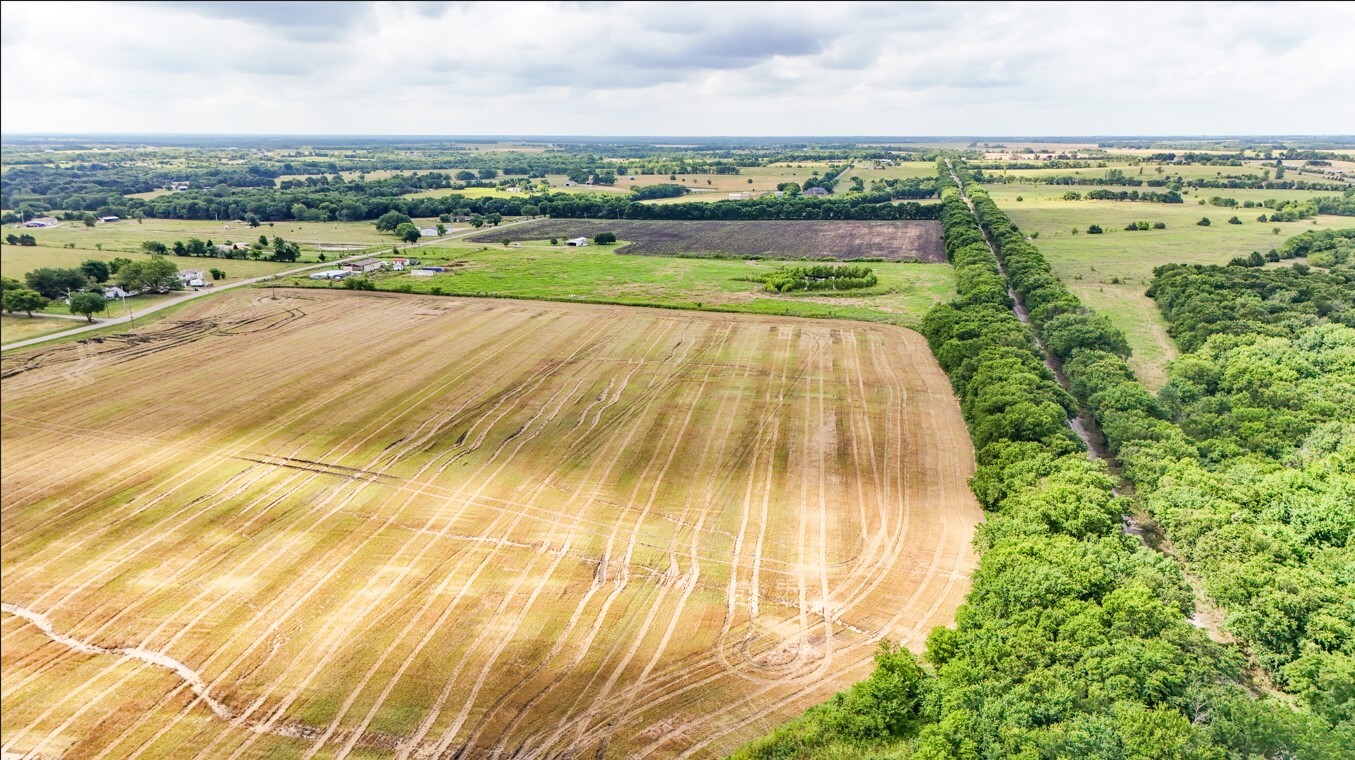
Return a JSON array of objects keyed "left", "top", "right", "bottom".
[
  {"left": 565, "top": 237, "right": 590, "bottom": 247},
  {"left": 344, "top": 259, "right": 384, "bottom": 273},
  {"left": 390, "top": 257, "right": 420, "bottom": 268},
  {"left": 178, "top": 270, "right": 205, "bottom": 286},
  {"left": 23, "top": 217, "right": 59, "bottom": 228},
  {"left": 804, "top": 187, "right": 829, "bottom": 196},
  {"left": 102, "top": 285, "right": 129, "bottom": 300}
]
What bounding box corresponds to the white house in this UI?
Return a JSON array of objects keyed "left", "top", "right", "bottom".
[
  {"left": 565, "top": 237, "right": 590, "bottom": 247},
  {"left": 102, "top": 285, "right": 129, "bottom": 300}
]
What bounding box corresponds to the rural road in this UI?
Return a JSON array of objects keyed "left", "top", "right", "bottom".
[{"left": 1, "top": 220, "right": 528, "bottom": 352}]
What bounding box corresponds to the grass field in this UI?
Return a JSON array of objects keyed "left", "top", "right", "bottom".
[
  {"left": 286, "top": 243, "right": 955, "bottom": 327},
  {"left": 0, "top": 288, "right": 981, "bottom": 758},
  {"left": 3, "top": 219, "right": 395, "bottom": 257},
  {"left": 983, "top": 183, "right": 1355, "bottom": 387},
  {"left": 466, "top": 219, "right": 945, "bottom": 262},
  {"left": 1, "top": 245, "right": 305, "bottom": 284},
  {"left": 0, "top": 315, "right": 78, "bottom": 343}
]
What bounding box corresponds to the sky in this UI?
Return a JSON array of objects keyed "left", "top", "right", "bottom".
[{"left": 2, "top": 0, "right": 1353, "bottom": 137}]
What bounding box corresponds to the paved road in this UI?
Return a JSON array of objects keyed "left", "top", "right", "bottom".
[{"left": 1, "top": 221, "right": 523, "bottom": 352}]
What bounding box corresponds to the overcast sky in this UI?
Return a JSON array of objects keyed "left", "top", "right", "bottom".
[{"left": 2, "top": 1, "right": 1352, "bottom": 137}]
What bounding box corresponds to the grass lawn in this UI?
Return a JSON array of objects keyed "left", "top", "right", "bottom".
[
  {"left": 985, "top": 183, "right": 1355, "bottom": 388},
  {"left": 0, "top": 314, "right": 79, "bottom": 343},
  {"left": 281, "top": 239, "right": 955, "bottom": 327}
]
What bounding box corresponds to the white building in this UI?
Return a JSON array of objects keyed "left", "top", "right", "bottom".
[{"left": 565, "top": 237, "right": 590, "bottom": 247}]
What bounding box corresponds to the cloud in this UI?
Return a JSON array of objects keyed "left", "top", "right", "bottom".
[{"left": 1, "top": 1, "right": 1352, "bottom": 135}]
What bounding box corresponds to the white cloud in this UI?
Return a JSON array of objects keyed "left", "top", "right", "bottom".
[{"left": 1, "top": 0, "right": 1351, "bottom": 135}]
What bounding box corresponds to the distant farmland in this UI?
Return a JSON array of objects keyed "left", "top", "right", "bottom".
[
  {"left": 467, "top": 219, "right": 946, "bottom": 262},
  {"left": 1, "top": 289, "right": 981, "bottom": 759}
]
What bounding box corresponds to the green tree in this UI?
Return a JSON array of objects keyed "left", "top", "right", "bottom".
[
  {"left": 117, "top": 256, "right": 181, "bottom": 293},
  {"left": 477, "top": 168, "right": 498, "bottom": 180},
  {"left": 24, "top": 267, "right": 88, "bottom": 299},
  {"left": 68, "top": 292, "right": 106, "bottom": 322},
  {"left": 82, "top": 214, "right": 97, "bottom": 228},
  {"left": 1198, "top": 217, "right": 1211, "bottom": 226},
  {"left": 435, "top": 223, "right": 447, "bottom": 236},
  {"left": 2, "top": 288, "right": 49, "bottom": 317},
  {"left": 80, "top": 259, "right": 111, "bottom": 283},
  {"left": 375, "top": 210, "right": 413, "bottom": 232},
  {"left": 593, "top": 232, "right": 618, "bottom": 245},
  {"left": 209, "top": 268, "right": 226, "bottom": 280},
  {"left": 141, "top": 240, "right": 168, "bottom": 255},
  {"left": 395, "top": 223, "right": 421, "bottom": 243}
]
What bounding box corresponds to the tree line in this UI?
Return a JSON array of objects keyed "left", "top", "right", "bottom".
[
  {"left": 957, "top": 160, "right": 1354, "bottom": 753},
  {"left": 741, "top": 159, "right": 1351, "bottom": 758}
]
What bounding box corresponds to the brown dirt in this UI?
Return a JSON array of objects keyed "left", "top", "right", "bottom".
[
  {"left": 1, "top": 289, "right": 979, "bottom": 759},
  {"left": 466, "top": 220, "right": 946, "bottom": 262}
]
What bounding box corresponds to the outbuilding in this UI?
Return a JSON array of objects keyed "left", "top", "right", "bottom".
[
  {"left": 343, "top": 259, "right": 384, "bottom": 273},
  {"left": 565, "top": 237, "right": 590, "bottom": 247}
]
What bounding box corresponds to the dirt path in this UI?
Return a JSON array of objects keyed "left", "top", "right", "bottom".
[{"left": 945, "top": 161, "right": 1233, "bottom": 647}]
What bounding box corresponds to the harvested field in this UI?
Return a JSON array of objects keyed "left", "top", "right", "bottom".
[
  {"left": 466, "top": 219, "right": 946, "bottom": 262},
  {"left": 0, "top": 289, "right": 981, "bottom": 759}
]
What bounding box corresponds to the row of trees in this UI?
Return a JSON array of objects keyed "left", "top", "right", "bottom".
[
  {"left": 954, "top": 159, "right": 1354, "bottom": 750},
  {"left": 745, "top": 164, "right": 1317, "bottom": 758},
  {"left": 744, "top": 160, "right": 1349, "bottom": 758}
]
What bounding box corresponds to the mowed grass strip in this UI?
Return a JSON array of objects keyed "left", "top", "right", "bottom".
[{"left": 1, "top": 288, "right": 980, "bottom": 759}]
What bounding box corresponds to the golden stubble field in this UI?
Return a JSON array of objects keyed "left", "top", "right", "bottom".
[{"left": 0, "top": 289, "right": 981, "bottom": 759}]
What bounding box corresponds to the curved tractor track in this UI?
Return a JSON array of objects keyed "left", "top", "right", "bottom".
[{"left": 1, "top": 288, "right": 981, "bottom": 759}]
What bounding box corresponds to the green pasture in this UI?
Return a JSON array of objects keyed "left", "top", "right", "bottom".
[
  {"left": 986, "top": 183, "right": 1355, "bottom": 388},
  {"left": 280, "top": 238, "right": 955, "bottom": 327},
  {"left": 0, "top": 314, "right": 77, "bottom": 343}
]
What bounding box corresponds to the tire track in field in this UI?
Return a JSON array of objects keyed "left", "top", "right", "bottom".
[
  {"left": 0, "top": 297, "right": 465, "bottom": 542},
  {"left": 659, "top": 331, "right": 979, "bottom": 758},
  {"left": 3, "top": 301, "right": 580, "bottom": 757},
  {"left": 451, "top": 321, "right": 691, "bottom": 759},
  {"left": 227, "top": 314, "right": 625, "bottom": 757},
  {"left": 405, "top": 321, "right": 717, "bottom": 758},
  {"left": 539, "top": 326, "right": 757, "bottom": 757},
  {"left": 151, "top": 311, "right": 594, "bottom": 759},
  {"left": 515, "top": 324, "right": 735, "bottom": 758},
  {"left": 564, "top": 329, "right": 956, "bottom": 757}
]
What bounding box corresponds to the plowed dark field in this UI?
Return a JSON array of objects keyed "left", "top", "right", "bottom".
[{"left": 468, "top": 220, "right": 945, "bottom": 262}]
